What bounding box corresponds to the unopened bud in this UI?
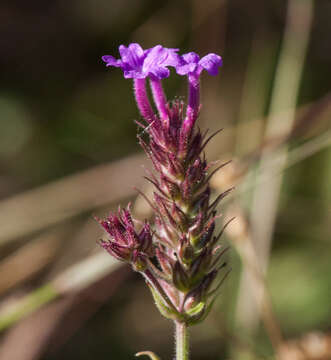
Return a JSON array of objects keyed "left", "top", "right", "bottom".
[{"left": 173, "top": 261, "right": 190, "bottom": 291}]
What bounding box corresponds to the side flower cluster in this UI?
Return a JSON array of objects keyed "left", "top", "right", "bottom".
[{"left": 98, "top": 43, "right": 232, "bottom": 325}]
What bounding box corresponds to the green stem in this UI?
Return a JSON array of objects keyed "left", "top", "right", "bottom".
[{"left": 175, "top": 321, "right": 189, "bottom": 360}]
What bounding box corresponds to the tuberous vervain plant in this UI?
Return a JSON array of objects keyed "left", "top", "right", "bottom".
[{"left": 97, "top": 43, "right": 233, "bottom": 360}]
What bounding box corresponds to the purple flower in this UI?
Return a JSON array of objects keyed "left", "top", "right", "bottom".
[
  {"left": 102, "top": 43, "right": 146, "bottom": 79},
  {"left": 176, "top": 52, "right": 223, "bottom": 77},
  {"left": 143, "top": 45, "right": 182, "bottom": 79},
  {"left": 102, "top": 43, "right": 181, "bottom": 79}
]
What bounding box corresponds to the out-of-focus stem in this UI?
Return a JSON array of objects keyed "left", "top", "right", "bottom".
[
  {"left": 236, "top": 0, "right": 314, "bottom": 339},
  {"left": 0, "top": 252, "right": 120, "bottom": 332},
  {"left": 227, "top": 204, "right": 284, "bottom": 355},
  {"left": 235, "top": 30, "right": 276, "bottom": 156},
  {"left": 149, "top": 77, "right": 169, "bottom": 121},
  {"left": 252, "top": 0, "right": 314, "bottom": 267},
  {"left": 252, "top": 0, "right": 314, "bottom": 269},
  {"left": 175, "top": 321, "right": 189, "bottom": 360},
  {"left": 0, "top": 285, "right": 58, "bottom": 331}
]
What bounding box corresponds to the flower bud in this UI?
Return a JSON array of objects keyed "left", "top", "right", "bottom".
[
  {"left": 132, "top": 250, "right": 148, "bottom": 272},
  {"left": 97, "top": 206, "right": 153, "bottom": 272},
  {"left": 178, "top": 241, "right": 195, "bottom": 265},
  {"left": 172, "top": 261, "right": 190, "bottom": 291}
]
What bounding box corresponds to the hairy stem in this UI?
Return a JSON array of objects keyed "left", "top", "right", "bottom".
[
  {"left": 181, "top": 73, "right": 200, "bottom": 144},
  {"left": 133, "top": 78, "right": 155, "bottom": 123},
  {"left": 175, "top": 321, "right": 189, "bottom": 360},
  {"left": 185, "top": 73, "right": 200, "bottom": 121},
  {"left": 149, "top": 77, "right": 169, "bottom": 121}
]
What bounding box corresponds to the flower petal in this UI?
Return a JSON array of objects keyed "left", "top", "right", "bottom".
[
  {"left": 175, "top": 52, "right": 200, "bottom": 75},
  {"left": 176, "top": 63, "right": 198, "bottom": 75},
  {"left": 119, "top": 43, "right": 145, "bottom": 70},
  {"left": 101, "top": 55, "right": 121, "bottom": 67},
  {"left": 143, "top": 45, "right": 180, "bottom": 79},
  {"left": 150, "top": 66, "right": 170, "bottom": 79},
  {"left": 199, "top": 53, "right": 223, "bottom": 76},
  {"left": 123, "top": 70, "right": 146, "bottom": 79},
  {"left": 162, "top": 48, "right": 182, "bottom": 67},
  {"left": 182, "top": 52, "right": 200, "bottom": 64}
]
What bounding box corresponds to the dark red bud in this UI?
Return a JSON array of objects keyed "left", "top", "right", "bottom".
[
  {"left": 172, "top": 261, "right": 190, "bottom": 291},
  {"left": 160, "top": 175, "right": 180, "bottom": 199},
  {"left": 156, "top": 248, "right": 174, "bottom": 276},
  {"left": 201, "top": 270, "right": 218, "bottom": 294},
  {"left": 183, "top": 286, "right": 203, "bottom": 312},
  {"left": 132, "top": 250, "right": 148, "bottom": 272},
  {"left": 100, "top": 240, "right": 132, "bottom": 262},
  {"left": 194, "top": 220, "right": 215, "bottom": 249},
  {"left": 188, "top": 212, "right": 204, "bottom": 238},
  {"left": 189, "top": 249, "right": 207, "bottom": 279},
  {"left": 178, "top": 242, "right": 195, "bottom": 264}
]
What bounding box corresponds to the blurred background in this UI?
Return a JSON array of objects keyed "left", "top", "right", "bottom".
[{"left": 0, "top": 0, "right": 330, "bottom": 359}]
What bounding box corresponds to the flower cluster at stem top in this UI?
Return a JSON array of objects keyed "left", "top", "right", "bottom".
[{"left": 102, "top": 43, "right": 222, "bottom": 79}]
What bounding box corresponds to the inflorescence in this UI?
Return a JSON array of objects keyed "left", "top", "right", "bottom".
[{"left": 98, "top": 43, "right": 232, "bottom": 325}]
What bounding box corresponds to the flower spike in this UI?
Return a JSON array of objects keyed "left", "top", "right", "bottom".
[{"left": 99, "top": 43, "right": 230, "bottom": 357}]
